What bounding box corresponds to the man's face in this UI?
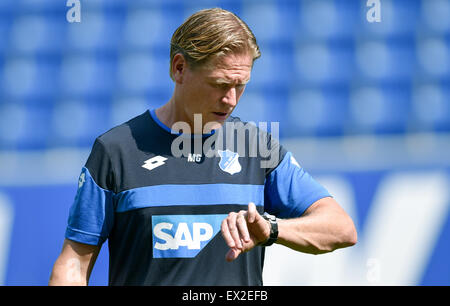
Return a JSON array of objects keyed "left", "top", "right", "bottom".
[{"left": 176, "top": 52, "right": 253, "bottom": 131}]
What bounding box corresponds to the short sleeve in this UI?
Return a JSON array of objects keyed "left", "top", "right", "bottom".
[
  {"left": 65, "top": 138, "right": 116, "bottom": 246},
  {"left": 264, "top": 151, "right": 331, "bottom": 218}
]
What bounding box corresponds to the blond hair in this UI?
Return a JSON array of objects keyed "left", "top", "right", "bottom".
[{"left": 169, "top": 8, "right": 261, "bottom": 80}]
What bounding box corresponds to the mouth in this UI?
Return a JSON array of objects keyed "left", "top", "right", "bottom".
[{"left": 212, "top": 112, "right": 229, "bottom": 120}]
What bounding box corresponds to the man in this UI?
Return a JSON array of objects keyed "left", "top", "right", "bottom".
[{"left": 49, "top": 8, "right": 357, "bottom": 286}]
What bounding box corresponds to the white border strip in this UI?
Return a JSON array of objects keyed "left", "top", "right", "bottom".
[
  {"left": 283, "top": 133, "right": 450, "bottom": 172},
  {"left": 0, "top": 148, "right": 90, "bottom": 186},
  {"left": 0, "top": 133, "right": 449, "bottom": 186}
]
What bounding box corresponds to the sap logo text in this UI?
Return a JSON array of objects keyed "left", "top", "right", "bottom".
[
  {"left": 152, "top": 214, "right": 227, "bottom": 258},
  {"left": 154, "top": 222, "right": 212, "bottom": 250}
]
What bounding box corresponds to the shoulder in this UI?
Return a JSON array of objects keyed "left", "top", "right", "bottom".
[
  {"left": 84, "top": 110, "right": 154, "bottom": 190},
  {"left": 95, "top": 110, "right": 151, "bottom": 150}
]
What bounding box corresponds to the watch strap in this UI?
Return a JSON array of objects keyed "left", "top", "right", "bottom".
[{"left": 260, "top": 214, "right": 278, "bottom": 247}]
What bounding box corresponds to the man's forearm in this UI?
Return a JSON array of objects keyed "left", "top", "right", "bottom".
[
  {"left": 49, "top": 239, "right": 100, "bottom": 286},
  {"left": 275, "top": 199, "right": 357, "bottom": 254},
  {"left": 49, "top": 259, "right": 88, "bottom": 286}
]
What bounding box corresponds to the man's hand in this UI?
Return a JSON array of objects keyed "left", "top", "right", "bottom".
[{"left": 221, "top": 202, "right": 270, "bottom": 262}]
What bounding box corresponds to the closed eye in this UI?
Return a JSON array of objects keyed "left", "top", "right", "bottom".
[
  {"left": 236, "top": 84, "right": 246, "bottom": 90},
  {"left": 217, "top": 83, "right": 230, "bottom": 90},
  {"left": 212, "top": 83, "right": 246, "bottom": 91}
]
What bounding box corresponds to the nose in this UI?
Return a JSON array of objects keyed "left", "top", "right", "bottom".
[{"left": 221, "top": 87, "right": 237, "bottom": 107}]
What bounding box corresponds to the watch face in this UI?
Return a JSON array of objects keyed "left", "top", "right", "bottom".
[{"left": 263, "top": 213, "right": 276, "bottom": 222}]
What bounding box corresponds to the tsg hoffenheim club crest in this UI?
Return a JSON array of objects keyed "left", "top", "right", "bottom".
[{"left": 218, "top": 149, "right": 241, "bottom": 175}]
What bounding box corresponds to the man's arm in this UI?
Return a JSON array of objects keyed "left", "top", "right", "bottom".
[
  {"left": 49, "top": 238, "right": 100, "bottom": 286},
  {"left": 221, "top": 197, "right": 357, "bottom": 261},
  {"left": 276, "top": 197, "right": 357, "bottom": 254}
]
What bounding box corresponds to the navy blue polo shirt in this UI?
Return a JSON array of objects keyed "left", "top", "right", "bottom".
[{"left": 65, "top": 109, "right": 331, "bottom": 285}]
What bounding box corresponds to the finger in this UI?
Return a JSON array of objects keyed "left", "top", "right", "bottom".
[
  {"left": 221, "top": 218, "right": 235, "bottom": 249},
  {"left": 227, "top": 213, "right": 243, "bottom": 249},
  {"left": 225, "top": 247, "right": 242, "bottom": 262},
  {"left": 247, "top": 202, "right": 257, "bottom": 223},
  {"left": 236, "top": 211, "right": 250, "bottom": 243}
]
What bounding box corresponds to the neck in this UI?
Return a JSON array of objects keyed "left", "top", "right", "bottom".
[
  {"left": 155, "top": 98, "right": 219, "bottom": 135},
  {"left": 155, "top": 98, "right": 179, "bottom": 129}
]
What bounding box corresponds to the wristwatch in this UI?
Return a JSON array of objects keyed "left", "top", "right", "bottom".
[{"left": 260, "top": 213, "right": 278, "bottom": 246}]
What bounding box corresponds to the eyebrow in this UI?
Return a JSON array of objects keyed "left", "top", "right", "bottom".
[{"left": 211, "top": 77, "right": 250, "bottom": 85}]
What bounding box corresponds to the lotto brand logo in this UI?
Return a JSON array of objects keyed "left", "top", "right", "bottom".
[
  {"left": 142, "top": 156, "right": 168, "bottom": 171},
  {"left": 152, "top": 214, "right": 227, "bottom": 258}
]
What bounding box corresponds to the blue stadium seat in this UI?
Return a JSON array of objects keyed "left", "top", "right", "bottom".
[
  {"left": 9, "top": 14, "right": 65, "bottom": 54},
  {"left": 117, "top": 52, "right": 156, "bottom": 94},
  {"left": 66, "top": 12, "right": 105, "bottom": 51},
  {"left": 331, "top": 0, "right": 361, "bottom": 40},
  {"left": 355, "top": 39, "right": 416, "bottom": 82},
  {"left": 241, "top": 0, "right": 281, "bottom": 44},
  {"left": 110, "top": 97, "right": 151, "bottom": 127},
  {"left": 233, "top": 90, "right": 269, "bottom": 125},
  {"left": 420, "top": 0, "right": 450, "bottom": 34},
  {"left": 49, "top": 101, "right": 89, "bottom": 147},
  {"left": 60, "top": 55, "right": 116, "bottom": 97},
  {"left": 66, "top": 11, "right": 124, "bottom": 52},
  {"left": 16, "top": 105, "right": 52, "bottom": 150},
  {"left": 384, "top": 39, "right": 416, "bottom": 82},
  {"left": 349, "top": 85, "right": 410, "bottom": 135},
  {"left": 100, "top": 11, "right": 126, "bottom": 51},
  {"left": 123, "top": 9, "right": 165, "bottom": 49},
  {"left": 1, "top": 58, "right": 60, "bottom": 100},
  {"left": 273, "top": 0, "right": 301, "bottom": 41},
  {"left": 294, "top": 43, "right": 331, "bottom": 84},
  {"left": 0, "top": 103, "right": 27, "bottom": 150},
  {"left": 48, "top": 100, "right": 112, "bottom": 148},
  {"left": 250, "top": 43, "right": 294, "bottom": 88},
  {"left": 82, "top": 101, "right": 114, "bottom": 144},
  {"left": 123, "top": 5, "right": 182, "bottom": 50},
  {"left": 294, "top": 42, "right": 354, "bottom": 86},
  {"left": 412, "top": 83, "right": 450, "bottom": 132},
  {"left": 286, "top": 88, "right": 348, "bottom": 137},
  {"left": 358, "top": 0, "right": 420, "bottom": 38},
  {"left": 32, "top": 60, "right": 60, "bottom": 100},
  {"left": 117, "top": 51, "right": 173, "bottom": 95},
  {"left": 416, "top": 37, "right": 450, "bottom": 79},
  {"left": 1, "top": 57, "right": 36, "bottom": 99},
  {"left": 298, "top": 0, "right": 340, "bottom": 41}
]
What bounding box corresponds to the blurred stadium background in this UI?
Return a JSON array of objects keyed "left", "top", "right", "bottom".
[{"left": 0, "top": 0, "right": 449, "bottom": 285}]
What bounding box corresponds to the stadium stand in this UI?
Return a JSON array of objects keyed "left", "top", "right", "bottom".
[{"left": 1, "top": 0, "right": 448, "bottom": 151}]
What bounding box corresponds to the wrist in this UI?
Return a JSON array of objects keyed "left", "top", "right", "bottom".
[{"left": 260, "top": 213, "right": 278, "bottom": 246}]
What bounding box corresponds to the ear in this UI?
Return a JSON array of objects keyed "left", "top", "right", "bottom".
[{"left": 171, "top": 53, "right": 187, "bottom": 84}]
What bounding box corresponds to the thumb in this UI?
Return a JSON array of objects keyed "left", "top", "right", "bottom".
[{"left": 247, "top": 202, "right": 257, "bottom": 223}]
